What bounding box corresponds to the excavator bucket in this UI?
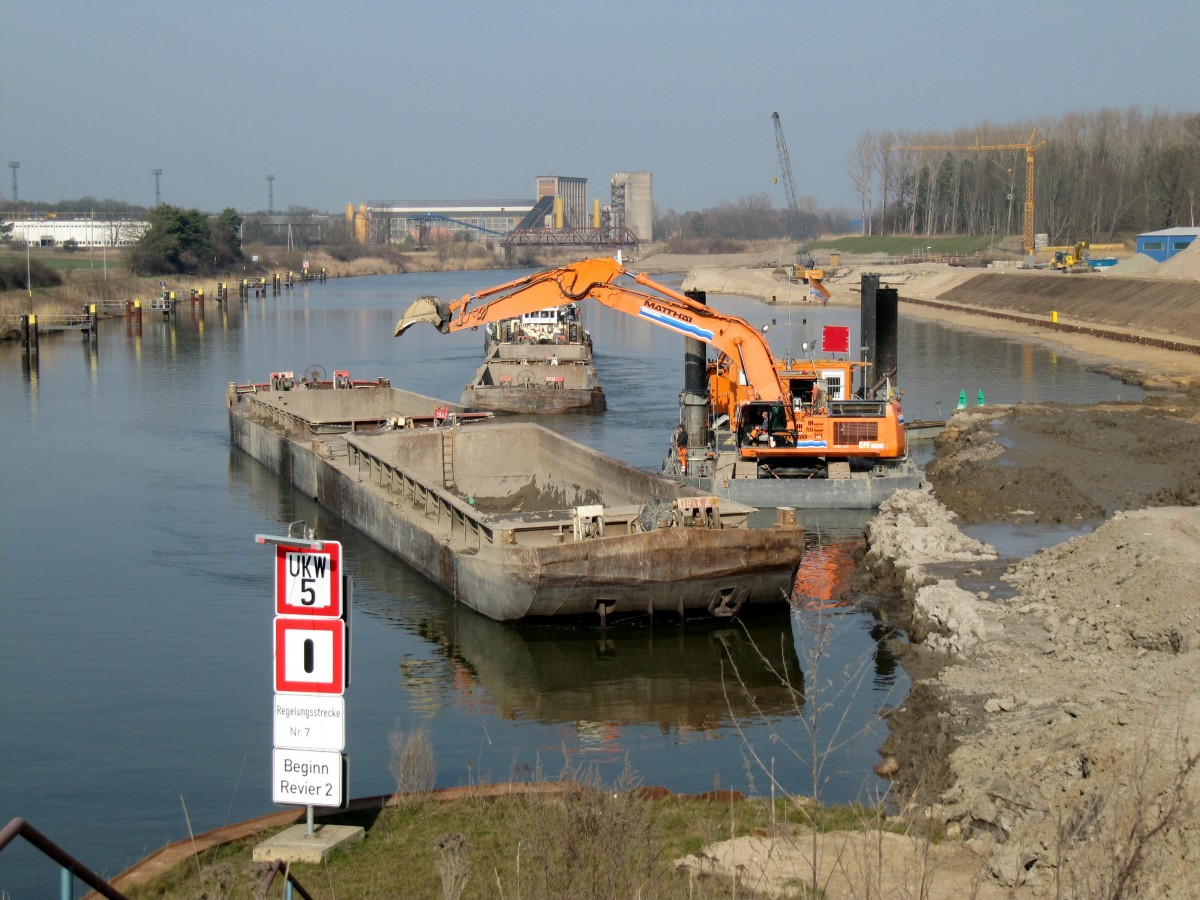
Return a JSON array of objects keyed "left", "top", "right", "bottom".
[{"left": 394, "top": 295, "right": 453, "bottom": 336}]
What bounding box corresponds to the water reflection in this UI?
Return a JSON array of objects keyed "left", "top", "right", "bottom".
[{"left": 396, "top": 606, "right": 803, "bottom": 733}]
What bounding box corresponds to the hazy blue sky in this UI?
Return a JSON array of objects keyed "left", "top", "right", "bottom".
[{"left": 3, "top": 0, "right": 1197, "bottom": 216}]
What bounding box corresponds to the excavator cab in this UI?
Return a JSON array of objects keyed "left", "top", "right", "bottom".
[{"left": 740, "top": 402, "right": 789, "bottom": 447}]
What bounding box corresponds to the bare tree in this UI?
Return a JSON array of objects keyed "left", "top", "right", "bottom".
[
  {"left": 856, "top": 107, "right": 1200, "bottom": 242},
  {"left": 845, "top": 133, "right": 876, "bottom": 236}
]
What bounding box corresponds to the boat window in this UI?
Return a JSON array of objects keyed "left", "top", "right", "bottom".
[{"left": 520, "top": 308, "right": 559, "bottom": 324}]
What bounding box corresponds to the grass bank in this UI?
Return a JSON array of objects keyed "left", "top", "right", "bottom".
[{"left": 121, "top": 784, "right": 902, "bottom": 899}]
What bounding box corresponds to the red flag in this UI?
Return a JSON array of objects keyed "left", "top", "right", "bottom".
[{"left": 822, "top": 325, "right": 850, "bottom": 354}]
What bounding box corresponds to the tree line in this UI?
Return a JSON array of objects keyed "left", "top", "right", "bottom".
[
  {"left": 844, "top": 107, "right": 1200, "bottom": 245},
  {"left": 654, "top": 196, "right": 853, "bottom": 249},
  {"left": 128, "top": 206, "right": 243, "bottom": 275}
]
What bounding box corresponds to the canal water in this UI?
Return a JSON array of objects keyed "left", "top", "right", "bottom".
[{"left": 0, "top": 268, "right": 1140, "bottom": 895}]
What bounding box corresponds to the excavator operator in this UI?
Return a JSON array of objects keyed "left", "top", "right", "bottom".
[{"left": 748, "top": 410, "right": 771, "bottom": 444}]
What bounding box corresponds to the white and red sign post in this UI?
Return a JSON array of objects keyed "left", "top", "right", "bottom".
[{"left": 257, "top": 533, "right": 351, "bottom": 826}]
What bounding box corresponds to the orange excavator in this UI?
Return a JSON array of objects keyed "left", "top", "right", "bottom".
[{"left": 394, "top": 257, "right": 907, "bottom": 481}]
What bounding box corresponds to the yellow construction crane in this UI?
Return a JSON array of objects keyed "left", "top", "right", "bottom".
[{"left": 898, "top": 130, "right": 1046, "bottom": 256}]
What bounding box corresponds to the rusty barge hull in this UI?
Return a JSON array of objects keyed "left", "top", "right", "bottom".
[
  {"left": 462, "top": 341, "right": 605, "bottom": 414},
  {"left": 228, "top": 385, "right": 801, "bottom": 622}
]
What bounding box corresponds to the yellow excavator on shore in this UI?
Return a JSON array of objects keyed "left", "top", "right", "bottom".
[{"left": 1050, "top": 241, "right": 1089, "bottom": 272}]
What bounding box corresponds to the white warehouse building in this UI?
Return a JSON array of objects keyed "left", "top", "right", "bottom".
[{"left": 6, "top": 218, "right": 149, "bottom": 248}]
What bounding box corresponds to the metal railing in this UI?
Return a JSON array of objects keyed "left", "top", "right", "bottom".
[
  {"left": 0, "top": 817, "right": 128, "bottom": 900},
  {"left": 0, "top": 817, "right": 316, "bottom": 899},
  {"left": 260, "top": 859, "right": 317, "bottom": 899}
]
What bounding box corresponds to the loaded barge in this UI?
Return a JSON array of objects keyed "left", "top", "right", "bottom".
[
  {"left": 227, "top": 376, "right": 803, "bottom": 623},
  {"left": 462, "top": 303, "right": 605, "bottom": 414}
]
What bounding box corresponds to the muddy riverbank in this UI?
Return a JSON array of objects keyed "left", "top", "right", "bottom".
[{"left": 650, "top": 252, "right": 1200, "bottom": 896}]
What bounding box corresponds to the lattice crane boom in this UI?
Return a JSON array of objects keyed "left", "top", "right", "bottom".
[
  {"left": 772, "top": 112, "right": 802, "bottom": 236},
  {"left": 897, "top": 130, "right": 1046, "bottom": 256}
]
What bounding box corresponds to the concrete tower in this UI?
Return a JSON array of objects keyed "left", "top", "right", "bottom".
[{"left": 610, "top": 172, "right": 653, "bottom": 242}]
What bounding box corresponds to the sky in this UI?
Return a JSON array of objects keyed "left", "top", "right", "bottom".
[{"left": 3, "top": 0, "right": 1198, "bottom": 218}]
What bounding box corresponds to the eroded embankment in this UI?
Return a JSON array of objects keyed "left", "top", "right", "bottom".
[{"left": 861, "top": 488, "right": 1200, "bottom": 894}]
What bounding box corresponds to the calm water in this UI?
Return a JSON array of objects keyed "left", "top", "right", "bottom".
[{"left": 0, "top": 268, "right": 1140, "bottom": 896}]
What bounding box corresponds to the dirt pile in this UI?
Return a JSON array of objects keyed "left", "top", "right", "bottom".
[
  {"left": 1155, "top": 240, "right": 1200, "bottom": 279},
  {"left": 1103, "top": 252, "right": 1161, "bottom": 277},
  {"left": 860, "top": 395, "right": 1200, "bottom": 894},
  {"left": 870, "top": 495, "right": 1200, "bottom": 894}
]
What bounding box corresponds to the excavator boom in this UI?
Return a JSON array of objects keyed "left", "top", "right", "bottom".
[
  {"left": 393, "top": 258, "right": 906, "bottom": 464},
  {"left": 394, "top": 258, "right": 785, "bottom": 402}
]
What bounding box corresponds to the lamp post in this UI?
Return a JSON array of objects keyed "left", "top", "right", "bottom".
[{"left": 153, "top": 169, "right": 162, "bottom": 206}]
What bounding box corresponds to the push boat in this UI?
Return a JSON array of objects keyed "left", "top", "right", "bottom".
[
  {"left": 227, "top": 371, "right": 804, "bottom": 623},
  {"left": 461, "top": 303, "right": 605, "bottom": 414}
]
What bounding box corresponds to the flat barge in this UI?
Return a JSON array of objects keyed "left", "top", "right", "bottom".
[
  {"left": 227, "top": 379, "right": 803, "bottom": 622},
  {"left": 462, "top": 303, "right": 605, "bottom": 414}
]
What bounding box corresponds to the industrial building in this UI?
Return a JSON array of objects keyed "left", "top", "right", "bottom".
[
  {"left": 536, "top": 175, "right": 588, "bottom": 229},
  {"left": 353, "top": 200, "right": 534, "bottom": 245},
  {"left": 6, "top": 217, "right": 149, "bottom": 247},
  {"left": 1136, "top": 227, "right": 1198, "bottom": 262},
  {"left": 356, "top": 171, "right": 652, "bottom": 250}
]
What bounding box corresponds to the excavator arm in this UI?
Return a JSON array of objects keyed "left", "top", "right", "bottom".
[{"left": 394, "top": 257, "right": 786, "bottom": 403}]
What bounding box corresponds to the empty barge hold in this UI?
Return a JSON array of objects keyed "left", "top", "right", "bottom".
[
  {"left": 228, "top": 382, "right": 803, "bottom": 622},
  {"left": 462, "top": 303, "right": 605, "bottom": 414}
]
